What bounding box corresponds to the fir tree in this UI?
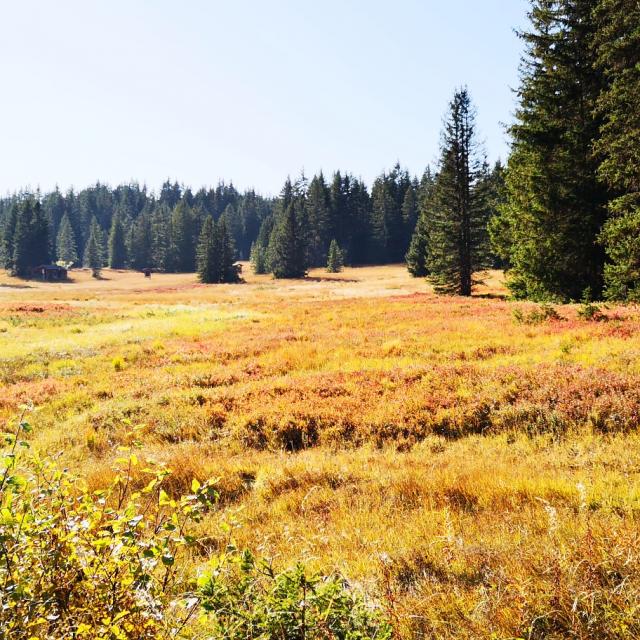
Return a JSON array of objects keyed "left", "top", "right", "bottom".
[
  {"left": 107, "top": 215, "right": 127, "bottom": 268},
  {"left": 326, "top": 239, "right": 344, "bottom": 273},
  {"left": 493, "top": 0, "right": 609, "bottom": 301},
  {"left": 196, "top": 216, "right": 217, "bottom": 283},
  {"left": 269, "top": 203, "right": 308, "bottom": 279},
  {"left": 593, "top": 0, "right": 640, "bottom": 300},
  {"left": 12, "top": 197, "right": 50, "bottom": 276},
  {"left": 1, "top": 203, "right": 18, "bottom": 271},
  {"left": 56, "top": 213, "right": 78, "bottom": 265},
  {"left": 427, "top": 89, "right": 492, "bottom": 296},
  {"left": 83, "top": 217, "right": 104, "bottom": 275},
  {"left": 169, "top": 201, "right": 195, "bottom": 272}
]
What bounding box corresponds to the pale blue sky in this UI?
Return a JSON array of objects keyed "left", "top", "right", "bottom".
[{"left": 0, "top": 1, "right": 528, "bottom": 196}]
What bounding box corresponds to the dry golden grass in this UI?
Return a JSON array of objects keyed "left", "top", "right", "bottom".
[{"left": 2, "top": 264, "right": 640, "bottom": 638}]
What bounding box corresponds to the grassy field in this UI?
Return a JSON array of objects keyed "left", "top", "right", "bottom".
[{"left": 2, "top": 264, "right": 640, "bottom": 638}]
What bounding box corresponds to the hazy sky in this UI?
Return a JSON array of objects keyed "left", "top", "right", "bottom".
[{"left": 0, "top": 1, "right": 528, "bottom": 196}]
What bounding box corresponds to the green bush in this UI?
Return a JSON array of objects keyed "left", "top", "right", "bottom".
[
  {"left": 198, "top": 548, "right": 392, "bottom": 640},
  {"left": 0, "top": 415, "right": 392, "bottom": 640}
]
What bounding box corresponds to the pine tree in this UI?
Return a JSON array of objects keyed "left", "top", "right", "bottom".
[
  {"left": 593, "top": 0, "right": 640, "bottom": 300},
  {"left": 1, "top": 203, "right": 18, "bottom": 271},
  {"left": 427, "top": 89, "right": 491, "bottom": 296},
  {"left": 196, "top": 216, "right": 217, "bottom": 283},
  {"left": 306, "top": 172, "right": 331, "bottom": 265},
  {"left": 83, "top": 217, "right": 104, "bottom": 275},
  {"left": 406, "top": 168, "right": 436, "bottom": 277},
  {"left": 129, "top": 213, "right": 153, "bottom": 270},
  {"left": 269, "top": 203, "right": 308, "bottom": 279},
  {"left": 108, "top": 215, "right": 127, "bottom": 268},
  {"left": 326, "top": 239, "right": 344, "bottom": 273},
  {"left": 169, "top": 201, "right": 195, "bottom": 272},
  {"left": 12, "top": 197, "right": 50, "bottom": 276},
  {"left": 56, "top": 213, "right": 78, "bottom": 265},
  {"left": 492, "top": 0, "right": 609, "bottom": 301},
  {"left": 218, "top": 215, "right": 240, "bottom": 283}
]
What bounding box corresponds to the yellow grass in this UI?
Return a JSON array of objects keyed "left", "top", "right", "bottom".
[{"left": 2, "top": 264, "right": 640, "bottom": 638}]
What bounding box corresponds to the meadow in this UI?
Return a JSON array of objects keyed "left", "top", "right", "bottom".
[{"left": 2, "top": 264, "right": 640, "bottom": 639}]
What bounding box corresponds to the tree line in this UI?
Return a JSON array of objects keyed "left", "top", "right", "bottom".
[
  {"left": 2, "top": 0, "right": 637, "bottom": 298},
  {"left": 490, "top": 0, "right": 640, "bottom": 302}
]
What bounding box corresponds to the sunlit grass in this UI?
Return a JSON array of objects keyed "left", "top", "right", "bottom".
[{"left": 2, "top": 264, "right": 640, "bottom": 638}]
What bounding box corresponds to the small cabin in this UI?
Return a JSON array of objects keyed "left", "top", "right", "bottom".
[{"left": 32, "top": 264, "right": 68, "bottom": 281}]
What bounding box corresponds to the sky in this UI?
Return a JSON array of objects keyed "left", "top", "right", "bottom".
[{"left": 0, "top": 0, "right": 529, "bottom": 197}]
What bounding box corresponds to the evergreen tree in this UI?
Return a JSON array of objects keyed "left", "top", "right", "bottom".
[
  {"left": 1, "top": 203, "right": 18, "bottom": 271},
  {"left": 492, "top": 0, "right": 609, "bottom": 301},
  {"left": 196, "top": 216, "right": 217, "bottom": 283},
  {"left": 593, "top": 0, "right": 640, "bottom": 300},
  {"left": 326, "top": 239, "right": 344, "bottom": 273},
  {"left": 169, "top": 201, "right": 195, "bottom": 272},
  {"left": 427, "top": 89, "right": 492, "bottom": 296},
  {"left": 56, "top": 213, "right": 78, "bottom": 265},
  {"left": 129, "top": 212, "right": 153, "bottom": 270},
  {"left": 108, "top": 215, "right": 127, "bottom": 268},
  {"left": 250, "top": 242, "right": 268, "bottom": 274},
  {"left": 269, "top": 203, "right": 308, "bottom": 279},
  {"left": 306, "top": 172, "right": 331, "bottom": 265},
  {"left": 83, "top": 217, "right": 104, "bottom": 275},
  {"left": 12, "top": 197, "right": 50, "bottom": 276},
  {"left": 197, "top": 215, "right": 240, "bottom": 284}
]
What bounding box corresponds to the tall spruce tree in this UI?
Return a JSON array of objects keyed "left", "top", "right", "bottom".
[
  {"left": 107, "top": 215, "right": 127, "bottom": 268},
  {"left": 269, "top": 203, "right": 308, "bottom": 279},
  {"left": 1, "top": 203, "right": 18, "bottom": 271},
  {"left": 492, "top": 0, "right": 609, "bottom": 301},
  {"left": 56, "top": 213, "right": 78, "bottom": 265},
  {"left": 12, "top": 197, "right": 50, "bottom": 276},
  {"left": 196, "top": 216, "right": 217, "bottom": 283},
  {"left": 427, "top": 89, "right": 491, "bottom": 296},
  {"left": 83, "top": 217, "right": 104, "bottom": 274},
  {"left": 406, "top": 168, "right": 436, "bottom": 277},
  {"left": 593, "top": 0, "right": 640, "bottom": 300}
]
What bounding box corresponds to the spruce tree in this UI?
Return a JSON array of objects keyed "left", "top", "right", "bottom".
[
  {"left": 107, "top": 215, "right": 127, "bottom": 268},
  {"left": 1, "top": 203, "right": 18, "bottom": 271},
  {"left": 12, "top": 197, "right": 50, "bottom": 276},
  {"left": 83, "top": 217, "right": 104, "bottom": 275},
  {"left": 492, "top": 0, "right": 609, "bottom": 301},
  {"left": 56, "top": 214, "right": 78, "bottom": 265},
  {"left": 269, "top": 203, "right": 308, "bottom": 279},
  {"left": 427, "top": 89, "right": 491, "bottom": 296},
  {"left": 326, "top": 239, "right": 344, "bottom": 273},
  {"left": 593, "top": 0, "right": 640, "bottom": 300},
  {"left": 169, "top": 201, "right": 195, "bottom": 272},
  {"left": 196, "top": 216, "right": 217, "bottom": 283}
]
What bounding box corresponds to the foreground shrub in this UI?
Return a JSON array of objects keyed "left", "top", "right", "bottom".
[
  {"left": 198, "top": 549, "right": 392, "bottom": 640},
  {"left": 0, "top": 415, "right": 392, "bottom": 640}
]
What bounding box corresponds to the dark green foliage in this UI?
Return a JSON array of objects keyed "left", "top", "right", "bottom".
[
  {"left": 55, "top": 213, "right": 78, "bottom": 265},
  {"left": 427, "top": 89, "right": 492, "bottom": 296},
  {"left": 197, "top": 215, "right": 241, "bottom": 284},
  {"left": 406, "top": 168, "right": 436, "bottom": 278},
  {"left": 326, "top": 239, "right": 344, "bottom": 273},
  {"left": 169, "top": 201, "right": 196, "bottom": 272},
  {"left": 198, "top": 548, "right": 392, "bottom": 640},
  {"left": 406, "top": 213, "right": 429, "bottom": 277},
  {"left": 306, "top": 172, "right": 332, "bottom": 265},
  {"left": 11, "top": 197, "right": 50, "bottom": 276},
  {"left": 1, "top": 203, "right": 18, "bottom": 270},
  {"left": 269, "top": 203, "right": 308, "bottom": 279},
  {"left": 107, "top": 215, "right": 127, "bottom": 268},
  {"left": 83, "top": 217, "right": 104, "bottom": 273},
  {"left": 494, "top": 0, "right": 610, "bottom": 301},
  {"left": 593, "top": 0, "right": 640, "bottom": 300},
  {"left": 128, "top": 212, "right": 153, "bottom": 270}
]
